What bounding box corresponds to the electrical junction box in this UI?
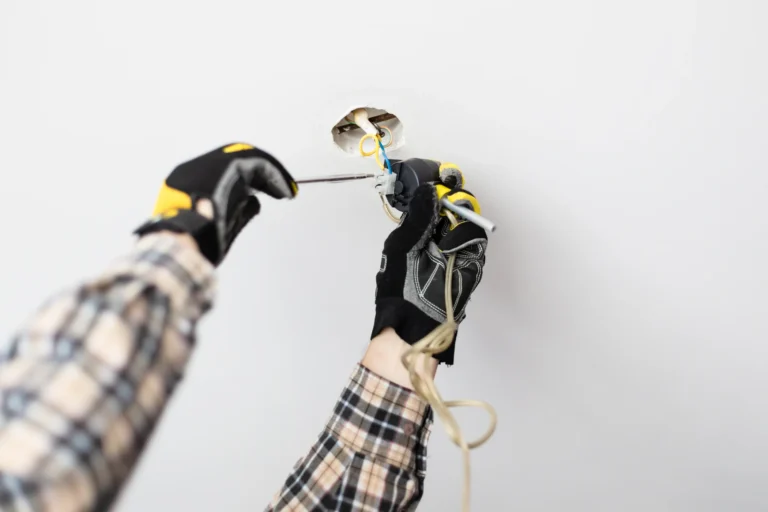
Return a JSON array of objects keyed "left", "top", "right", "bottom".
[{"left": 330, "top": 106, "right": 404, "bottom": 156}]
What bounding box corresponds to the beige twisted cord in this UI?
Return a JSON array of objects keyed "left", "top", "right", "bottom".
[
  {"left": 362, "top": 135, "right": 496, "bottom": 510},
  {"left": 380, "top": 194, "right": 401, "bottom": 223},
  {"left": 399, "top": 210, "right": 498, "bottom": 512}
]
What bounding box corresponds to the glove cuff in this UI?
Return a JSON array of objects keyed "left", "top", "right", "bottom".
[
  {"left": 134, "top": 210, "right": 220, "bottom": 265},
  {"left": 371, "top": 298, "right": 457, "bottom": 365}
]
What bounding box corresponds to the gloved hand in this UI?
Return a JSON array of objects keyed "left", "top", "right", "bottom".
[
  {"left": 135, "top": 143, "right": 297, "bottom": 265},
  {"left": 371, "top": 179, "right": 488, "bottom": 365}
]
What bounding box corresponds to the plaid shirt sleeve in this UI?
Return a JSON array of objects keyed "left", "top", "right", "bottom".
[
  {"left": 0, "top": 233, "right": 216, "bottom": 512},
  {"left": 267, "top": 364, "right": 434, "bottom": 512}
]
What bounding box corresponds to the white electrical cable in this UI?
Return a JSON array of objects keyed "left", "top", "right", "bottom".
[
  {"left": 400, "top": 210, "right": 497, "bottom": 512},
  {"left": 352, "top": 108, "right": 380, "bottom": 136},
  {"left": 356, "top": 123, "right": 497, "bottom": 510}
]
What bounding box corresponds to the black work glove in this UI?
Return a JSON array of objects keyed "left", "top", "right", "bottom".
[
  {"left": 371, "top": 183, "right": 488, "bottom": 365},
  {"left": 135, "top": 143, "right": 297, "bottom": 265}
]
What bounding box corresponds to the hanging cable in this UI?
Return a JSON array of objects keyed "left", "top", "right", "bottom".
[
  {"left": 401, "top": 210, "right": 497, "bottom": 512},
  {"left": 359, "top": 133, "right": 497, "bottom": 511}
]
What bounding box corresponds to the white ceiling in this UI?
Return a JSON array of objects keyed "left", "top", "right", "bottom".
[{"left": 1, "top": 0, "right": 766, "bottom": 510}]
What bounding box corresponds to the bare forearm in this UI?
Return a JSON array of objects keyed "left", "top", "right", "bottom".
[{"left": 362, "top": 327, "right": 437, "bottom": 389}]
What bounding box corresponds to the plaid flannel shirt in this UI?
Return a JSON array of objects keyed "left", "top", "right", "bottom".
[{"left": 0, "top": 233, "right": 433, "bottom": 512}]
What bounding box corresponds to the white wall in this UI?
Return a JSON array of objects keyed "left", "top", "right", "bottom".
[{"left": 1, "top": 1, "right": 767, "bottom": 510}]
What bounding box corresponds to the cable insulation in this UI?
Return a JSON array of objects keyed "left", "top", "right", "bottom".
[
  {"left": 400, "top": 213, "right": 497, "bottom": 512},
  {"left": 361, "top": 135, "right": 497, "bottom": 511}
]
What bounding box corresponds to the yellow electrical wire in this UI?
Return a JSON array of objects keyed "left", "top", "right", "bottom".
[
  {"left": 358, "top": 132, "right": 387, "bottom": 170},
  {"left": 359, "top": 132, "right": 378, "bottom": 157},
  {"left": 360, "top": 136, "right": 497, "bottom": 511}
]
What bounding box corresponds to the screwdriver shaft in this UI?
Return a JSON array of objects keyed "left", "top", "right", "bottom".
[
  {"left": 295, "top": 173, "right": 375, "bottom": 184},
  {"left": 294, "top": 173, "right": 497, "bottom": 232}
]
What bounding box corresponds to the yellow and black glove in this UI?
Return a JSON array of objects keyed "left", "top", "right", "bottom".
[
  {"left": 135, "top": 143, "right": 297, "bottom": 265},
  {"left": 372, "top": 182, "right": 488, "bottom": 365}
]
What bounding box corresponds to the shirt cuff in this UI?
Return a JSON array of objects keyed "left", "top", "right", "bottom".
[{"left": 325, "top": 364, "right": 433, "bottom": 473}]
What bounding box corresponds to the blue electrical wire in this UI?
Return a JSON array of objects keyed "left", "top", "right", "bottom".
[{"left": 378, "top": 139, "right": 393, "bottom": 174}]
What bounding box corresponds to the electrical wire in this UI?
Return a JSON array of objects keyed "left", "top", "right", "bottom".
[
  {"left": 379, "top": 194, "right": 401, "bottom": 223},
  {"left": 360, "top": 131, "right": 497, "bottom": 509},
  {"left": 400, "top": 209, "right": 498, "bottom": 512},
  {"left": 358, "top": 132, "right": 392, "bottom": 173},
  {"left": 377, "top": 138, "right": 393, "bottom": 174}
]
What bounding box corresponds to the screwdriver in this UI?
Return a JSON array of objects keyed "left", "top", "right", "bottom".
[
  {"left": 295, "top": 173, "right": 375, "bottom": 184},
  {"left": 295, "top": 173, "right": 497, "bottom": 232}
]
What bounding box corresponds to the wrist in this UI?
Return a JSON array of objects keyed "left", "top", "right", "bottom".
[{"left": 362, "top": 328, "right": 437, "bottom": 390}]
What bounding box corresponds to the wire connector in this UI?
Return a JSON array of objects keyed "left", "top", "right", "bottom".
[{"left": 374, "top": 172, "right": 397, "bottom": 196}]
